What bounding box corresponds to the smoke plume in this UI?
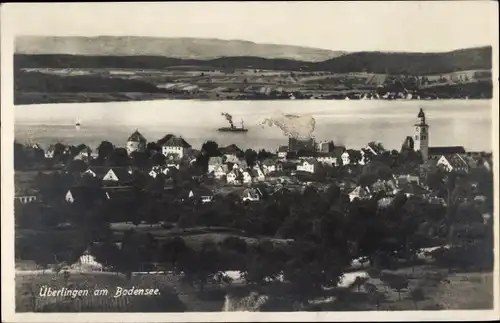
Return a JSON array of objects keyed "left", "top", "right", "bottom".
[
  {"left": 221, "top": 112, "right": 234, "bottom": 128},
  {"left": 260, "top": 112, "right": 316, "bottom": 139}
]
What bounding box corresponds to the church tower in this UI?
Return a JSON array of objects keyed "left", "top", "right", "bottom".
[{"left": 414, "top": 108, "right": 429, "bottom": 161}]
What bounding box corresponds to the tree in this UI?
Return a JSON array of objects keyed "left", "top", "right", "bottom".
[
  {"left": 245, "top": 149, "right": 258, "bottom": 168},
  {"left": 177, "top": 241, "right": 222, "bottom": 292},
  {"left": 130, "top": 151, "right": 149, "bottom": 169},
  {"left": 97, "top": 141, "right": 114, "bottom": 160},
  {"left": 161, "top": 237, "right": 187, "bottom": 269},
  {"left": 108, "top": 148, "right": 129, "bottom": 166},
  {"left": 407, "top": 287, "right": 426, "bottom": 309},
  {"left": 67, "top": 159, "right": 87, "bottom": 173}
]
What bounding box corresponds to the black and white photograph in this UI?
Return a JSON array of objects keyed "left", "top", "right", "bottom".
[{"left": 1, "top": 2, "right": 498, "bottom": 321}]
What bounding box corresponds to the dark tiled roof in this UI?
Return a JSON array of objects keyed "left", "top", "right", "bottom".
[
  {"left": 107, "top": 168, "right": 133, "bottom": 182},
  {"left": 429, "top": 146, "right": 466, "bottom": 155},
  {"left": 68, "top": 186, "right": 107, "bottom": 202},
  {"left": 332, "top": 146, "right": 346, "bottom": 157},
  {"left": 445, "top": 154, "right": 469, "bottom": 169},
  {"left": 220, "top": 144, "right": 243, "bottom": 154},
  {"left": 278, "top": 146, "right": 288, "bottom": 153},
  {"left": 190, "top": 187, "right": 213, "bottom": 197},
  {"left": 128, "top": 130, "right": 147, "bottom": 142},
  {"left": 163, "top": 136, "right": 192, "bottom": 148}
]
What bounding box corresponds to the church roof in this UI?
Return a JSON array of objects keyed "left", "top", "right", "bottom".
[
  {"left": 163, "top": 136, "right": 192, "bottom": 148},
  {"left": 417, "top": 108, "right": 425, "bottom": 118},
  {"left": 429, "top": 146, "right": 466, "bottom": 156},
  {"left": 127, "top": 130, "right": 147, "bottom": 143}
]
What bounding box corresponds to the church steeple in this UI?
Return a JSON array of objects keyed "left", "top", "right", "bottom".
[{"left": 414, "top": 108, "right": 429, "bottom": 161}]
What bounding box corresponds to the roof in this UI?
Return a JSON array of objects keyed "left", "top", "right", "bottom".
[
  {"left": 417, "top": 108, "right": 425, "bottom": 118},
  {"left": 398, "top": 183, "right": 430, "bottom": 196},
  {"left": 316, "top": 152, "right": 336, "bottom": 158},
  {"left": 278, "top": 146, "right": 288, "bottom": 153},
  {"left": 190, "top": 187, "right": 213, "bottom": 197},
  {"left": 262, "top": 158, "right": 280, "bottom": 166},
  {"left": 163, "top": 136, "right": 192, "bottom": 148},
  {"left": 242, "top": 188, "right": 260, "bottom": 199},
  {"left": 84, "top": 166, "right": 109, "bottom": 176},
  {"left": 349, "top": 186, "right": 371, "bottom": 198},
  {"left": 220, "top": 144, "right": 243, "bottom": 154},
  {"left": 68, "top": 186, "right": 107, "bottom": 202},
  {"left": 128, "top": 130, "right": 147, "bottom": 143},
  {"left": 302, "top": 158, "right": 319, "bottom": 165},
  {"left": 442, "top": 154, "right": 469, "bottom": 169},
  {"left": 208, "top": 156, "right": 224, "bottom": 166},
  {"left": 107, "top": 168, "right": 133, "bottom": 182},
  {"left": 429, "top": 146, "right": 466, "bottom": 156},
  {"left": 224, "top": 154, "right": 240, "bottom": 164}
]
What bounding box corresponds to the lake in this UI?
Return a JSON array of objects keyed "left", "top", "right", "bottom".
[{"left": 14, "top": 99, "right": 493, "bottom": 152}]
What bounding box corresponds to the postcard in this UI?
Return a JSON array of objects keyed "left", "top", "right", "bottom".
[{"left": 1, "top": 1, "right": 499, "bottom": 322}]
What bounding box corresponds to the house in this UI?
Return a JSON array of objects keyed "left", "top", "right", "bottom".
[
  {"left": 227, "top": 168, "right": 244, "bottom": 184},
  {"left": 45, "top": 145, "right": 56, "bottom": 159},
  {"left": 241, "top": 187, "right": 261, "bottom": 202},
  {"left": 428, "top": 146, "right": 466, "bottom": 160},
  {"left": 81, "top": 166, "right": 109, "bottom": 178},
  {"left": 341, "top": 151, "right": 351, "bottom": 165},
  {"left": 15, "top": 195, "right": 38, "bottom": 204},
  {"left": 277, "top": 146, "right": 288, "bottom": 159},
  {"left": 316, "top": 152, "right": 338, "bottom": 166},
  {"left": 242, "top": 170, "right": 253, "bottom": 184},
  {"left": 349, "top": 186, "right": 371, "bottom": 202},
  {"left": 436, "top": 154, "right": 469, "bottom": 173},
  {"left": 224, "top": 154, "right": 241, "bottom": 164},
  {"left": 371, "top": 180, "right": 398, "bottom": 196},
  {"left": 162, "top": 136, "right": 192, "bottom": 159},
  {"left": 65, "top": 187, "right": 108, "bottom": 204},
  {"left": 213, "top": 164, "right": 229, "bottom": 179},
  {"left": 126, "top": 130, "right": 147, "bottom": 155},
  {"left": 188, "top": 187, "right": 214, "bottom": 203},
  {"left": 251, "top": 168, "right": 266, "bottom": 182},
  {"left": 208, "top": 157, "right": 224, "bottom": 174},
  {"left": 395, "top": 174, "right": 420, "bottom": 186},
  {"left": 397, "top": 183, "right": 430, "bottom": 197},
  {"left": 296, "top": 158, "right": 318, "bottom": 173},
  {"left": 72, "top": 249, "right": 104, "bottom": 272},
  {"left": 220, "top": 144, "right": 243, "bottom": 160},
  {"left": 102, "top": 168, "right": 133, "bottom": 185},
  {"left": 261, "top": 159, "right": 283, "bottom": 174}
]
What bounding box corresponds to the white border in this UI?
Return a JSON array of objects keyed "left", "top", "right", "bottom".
[{"left": 1, "top": 2, "right": 499, "bottom": 322}]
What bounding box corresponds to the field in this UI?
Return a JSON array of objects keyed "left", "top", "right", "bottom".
[
  {"left": 15, "top": 67, "right": 493, "bottom": 104},
  {"left": 15, "top": 264, "right": 494, "bottom": 312}
]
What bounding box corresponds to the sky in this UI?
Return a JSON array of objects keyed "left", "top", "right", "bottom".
[{"left": 1, "top": 1, "right": 498, "bottom": 52}]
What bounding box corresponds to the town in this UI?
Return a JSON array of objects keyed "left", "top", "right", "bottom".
[{"left": 14, "top": 108, "right": 494, "bottom": 312}]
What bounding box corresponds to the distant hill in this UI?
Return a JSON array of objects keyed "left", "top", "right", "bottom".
[
  {"left": 15, "top": 36, "right": 346, "bottom": 62},
  {"left": 14, "top": 46, "right": 492, "bottom": 75}
]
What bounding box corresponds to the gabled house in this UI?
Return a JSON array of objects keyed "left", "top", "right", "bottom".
[
  {"left": 188, "top": 187, "right": 214, "bottom": 203},
  {"left": 45, "top": 145, "right": 56, "bottom": 159},
  {"left": 242, "top": 170, "right": 253, "bottom": 184},
  {"left": 296, "top": 158, "right": 318, "bottom": 173},
  {"left": 220, "top": 144, "right": 243, "bottom": 160},
  {"left": 208, "top": 156, "right": 224, "bottom": 174},
  {"left": 316, "top": 152, "right": 338, "bottom": 166},
  {"left": 102, "top": 168, "right": 133, "bottom": 185},
  {"left": 241, "top": 187, "right": 261, "bottom": 203},
  {"left": 65, "top": 187, "right": 108, "bottom": 204},
  {"left": 162, "top": 136, "right": 192, "bottom": 159},
  {"left": 213, "top": 164, "right": 229, "bottom": 179},
  {"left": 341, "top": 151, "right": 351, "bottom": 165},
  {"left": 395, "top": 174, "right": 420, "bottom": 186},
  {"left": 349, "top": 186, "right": 371, "bottom": 202},
  {"left": 227, "top": 168, "right": 244, "bottom": 185},
  {"left": 126, "top": 130, "right": 147, "bottom": 155},
  {"left": 397, "top": 183, "right": 430, "bottom": 197},
  {"left": 277, "top": 146, "right": 288, "bottom": 159},
  {"left": 436, "top": 154, "right": 470, "bottom": 173},
  {"left": 428, "top": 146, "right": 466, "bottom": 160},
  {"left": 251, "top": 168, "right": 266, "bottom": 182},
  {"left": 261, "top": 159, "right": 283, "bottom": 174},
  {"left": 81, "top": 166, "right": 108, "bottom": 178}
]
